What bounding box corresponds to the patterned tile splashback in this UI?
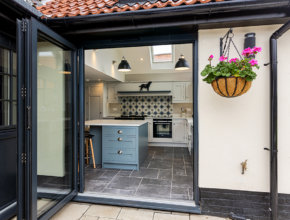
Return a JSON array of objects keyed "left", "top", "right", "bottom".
[{"left": 120, "top": 96, "right": 173, "bottom": 117}]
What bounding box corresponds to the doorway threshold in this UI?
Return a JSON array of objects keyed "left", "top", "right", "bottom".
[{"left": 73, "top": 192, "right": 200, "bottom": 214}]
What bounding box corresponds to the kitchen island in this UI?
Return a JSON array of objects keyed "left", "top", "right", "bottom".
[{"left": 85, "top": 120, "right": 148, "bottom": 170}]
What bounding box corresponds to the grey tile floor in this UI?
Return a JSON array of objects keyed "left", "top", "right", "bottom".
[{"left": 85, "top": 147, "right": 193, "bottom": 201}]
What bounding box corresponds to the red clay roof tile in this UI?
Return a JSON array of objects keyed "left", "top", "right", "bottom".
[{"left": 36, "top": 0, "right": 224, "bottom": 18}]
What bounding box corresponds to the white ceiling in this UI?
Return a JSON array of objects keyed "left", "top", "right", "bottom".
[
  {"left": 84, "top": 43, "right": 193, "bottom": 81},
  {"left": 114, "top": 44, "right": 192, "bottom": 74}
]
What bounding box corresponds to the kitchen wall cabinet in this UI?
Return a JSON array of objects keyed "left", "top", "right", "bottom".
[
  {"left": 172, "top": 82, "right": 192, "bottom": 103},
  {"left": 172, "top": 119, "right": 187, "bottom": 143},
  {"left": 172, "top": 83, "right": 185, "bottom": 103},
  {"left": 185, "top": 82, "right": 193, "bottom": 102}
]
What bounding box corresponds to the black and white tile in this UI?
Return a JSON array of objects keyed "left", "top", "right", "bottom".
[{"left": 120, "top": 96, "right": 173, "bottom": 117}]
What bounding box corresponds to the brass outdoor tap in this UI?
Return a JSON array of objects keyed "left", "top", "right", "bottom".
[{"left": 241, "top": 160, "right": 248, "bottom": 175}]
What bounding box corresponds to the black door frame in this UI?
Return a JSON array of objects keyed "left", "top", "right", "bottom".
[
  {"left": 17, "top": 17, "right": 79, "bottom": 220},
  {"left": 78, "top": 47, "right": 85, "bottom": 193},
  {"left": 76, "top": 31, "right": 200, "bottom": 212}
]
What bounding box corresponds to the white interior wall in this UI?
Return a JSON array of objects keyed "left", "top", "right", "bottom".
[
  {"left": 199, "top": 25, "right": 290, "bottom": 194},
  {"left": 85, "top": 49, "right": 125, "bottom": 82}
]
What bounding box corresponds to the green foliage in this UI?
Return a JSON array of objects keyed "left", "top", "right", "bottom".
[{"left": 201, "top": 58, "right": 259, "bottom": 84}]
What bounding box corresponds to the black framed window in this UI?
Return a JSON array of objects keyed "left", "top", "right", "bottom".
[{"left": 0, "top": 48, "right": 17, "bottom": 128}]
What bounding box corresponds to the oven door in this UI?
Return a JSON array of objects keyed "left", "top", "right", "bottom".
[{"left": 153, "top": 120, "right": 172, "bottom": 138}]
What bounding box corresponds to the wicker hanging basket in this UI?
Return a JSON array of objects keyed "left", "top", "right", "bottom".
[{"left": 211, "top": 76, "right": 252, "bottom": 97}]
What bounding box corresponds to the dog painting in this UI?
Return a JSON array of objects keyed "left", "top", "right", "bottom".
[{"left": 139, "top": 81, "right": 152, "bottom": 92}]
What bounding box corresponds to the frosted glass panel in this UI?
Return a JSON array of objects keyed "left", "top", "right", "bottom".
[{"left": 36, "top": 35, "right": 73, "bottom": 217}]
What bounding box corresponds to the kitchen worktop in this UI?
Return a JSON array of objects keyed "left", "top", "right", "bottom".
[{"left": 85, "top": 119, "right": 148, "bottom": 127}]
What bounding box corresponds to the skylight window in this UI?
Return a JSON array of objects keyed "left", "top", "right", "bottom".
[{"left": 151, "top": 45, "right": 173, "bottom": 63}]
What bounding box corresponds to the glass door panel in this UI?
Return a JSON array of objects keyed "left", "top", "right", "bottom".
[
  {"left": 17, "top": 18, "right": 77, "bottom": 220},
  {"left": 36, "top": 35, "right": 73, "bottom": 217}
]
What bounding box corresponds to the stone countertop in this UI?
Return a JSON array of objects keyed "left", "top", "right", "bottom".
[{"left": 85, "top": 120, "right": 148, "bottom": 127}]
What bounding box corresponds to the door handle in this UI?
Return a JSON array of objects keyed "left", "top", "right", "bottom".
[
  {"left": 118, "top": 130, "right": 123, "bottom": 134},
  {"left": 117, "top": 150, "right": 123, "bottom": 154},
  {"left": 118, "top": 137, "right": 122, "bottom": 141},
  {"left": 27, "top": 106, "right": 31, "bottom": 130}
]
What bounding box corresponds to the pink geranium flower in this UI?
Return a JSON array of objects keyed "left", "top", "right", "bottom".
[
  {"left": 229, "top": 58, "right": 239, "bottom": 63},
  {"left": 208, "top": 54, "right": 214, "bottom": 61},
  {"left": 253, "top": 47, "right": 262, "bottom": 54},
  {"left": 242, "top": 47, "right": 253, "bottom": 56},
  {"left": 249, "top": 59, "right": 258, "bottom": 66},
  {"left": 219, "top": 55, "right": 227, "bottom": 62}
]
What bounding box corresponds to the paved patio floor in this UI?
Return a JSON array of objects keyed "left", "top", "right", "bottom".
[{"left": 50, "top": 202, "right": 228, "bottom": 220}]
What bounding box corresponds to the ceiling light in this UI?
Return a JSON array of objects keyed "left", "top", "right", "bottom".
[
  {"left": 118, "top": 56, "right": 131, "bottom": 72},
  {"left": 140, "top": 58, "right": 144, "bottom": 61},
  {"left": 175, "top": 54, "right": 190, "bottom": 71}
]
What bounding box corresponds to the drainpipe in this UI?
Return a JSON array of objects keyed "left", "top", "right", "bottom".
[{"left": 269, "top": 20, "right": 290, "bottom": 220}]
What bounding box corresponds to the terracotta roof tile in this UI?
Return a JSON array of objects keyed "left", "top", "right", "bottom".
[{"left": 36, "top": 0, "right": 224, "bottom": 18}]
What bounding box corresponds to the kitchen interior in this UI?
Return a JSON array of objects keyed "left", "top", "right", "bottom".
[{"left": 83, "top": 44, "right": 194, "bottom": 204}]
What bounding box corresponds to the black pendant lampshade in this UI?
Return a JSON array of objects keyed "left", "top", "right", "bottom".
[
  {"left": 118, "top": 56, "right": 131, "bottom": 72},
  {"left": 60, "top": 61, "right": 71, "bottom": 74},
  {"left": 175, "top": 54, "right": 190, "bottom": 71}
]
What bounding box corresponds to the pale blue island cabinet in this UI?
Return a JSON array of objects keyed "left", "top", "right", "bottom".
[{"left": 85, "top": 120, "right": 148, "bottom": 170}]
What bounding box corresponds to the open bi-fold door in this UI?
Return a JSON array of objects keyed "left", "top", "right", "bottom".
[{"left": 17, "top": 17, "right": 79, "bottom": 220}]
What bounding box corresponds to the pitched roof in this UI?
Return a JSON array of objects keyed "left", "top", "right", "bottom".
[{"left": 36, "top": 0, "right": 224, "bottom": 18}]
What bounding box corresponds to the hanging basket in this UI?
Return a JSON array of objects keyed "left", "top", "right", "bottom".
[{"left": 211, "top": 76, "right": 252, "bottom": 97}]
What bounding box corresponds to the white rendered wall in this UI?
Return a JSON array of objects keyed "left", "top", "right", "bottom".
[
  {"left": 199, "top": 25, "right": 290, "bottom": 194},
  {"left": 277, "top": 29, "right": 290, "bottom": 194}
]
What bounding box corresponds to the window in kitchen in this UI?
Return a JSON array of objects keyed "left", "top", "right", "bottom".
[
  {"left": 150, "top": 45, "right": 175, "bottom": 70},
  {"left": 151, "top": 45, "right": 173, "bottom": 63}
]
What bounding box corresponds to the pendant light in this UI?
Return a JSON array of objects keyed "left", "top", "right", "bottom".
[
  {"left": 60, "top": 60, "right": 71, "bottom": 74},
  {"left": 118, "top": 56, "right": 131, "bottom": 72},
  {"left": 175, "top": 54, "right": 190, "bottom": 71}
]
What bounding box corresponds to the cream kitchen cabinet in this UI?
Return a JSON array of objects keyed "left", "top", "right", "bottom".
[
  {"left": 172, "top": 83, "right": 185, "bottom": 103},
  {"left": 185, "top": 118, "right": 193, "bottom": 155},
  {"left": 145, "top": 118, "right": 153, "bottom": 142},
  {"left": 172, "top": 82, "right": 192, "bottom": 103},
  {"left": 185, "top": 82, "right": 193, "bottom": 102},
  {"left": 172, "top": 118, "right": 187, "bottom": 143}
]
